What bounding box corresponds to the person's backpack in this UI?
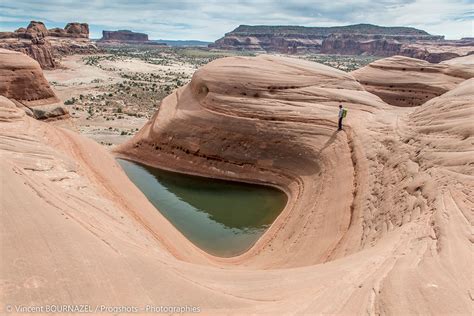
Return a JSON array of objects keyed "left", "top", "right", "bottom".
[{"left": 342, "top": 108, "right": 347, "bottom": 118}]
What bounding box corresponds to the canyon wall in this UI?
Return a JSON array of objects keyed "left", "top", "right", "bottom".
[{"left": 210, "top": 24, "right": 473, "bottom": 62}]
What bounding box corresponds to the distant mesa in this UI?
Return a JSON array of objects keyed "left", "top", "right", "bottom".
[
  {"left": 0, "top": 21, "right": 98, "bottom": 69},
  {"left": 100, "top": 30, "right": 149, "bottom": 42},
  {"left": 210, "top": 24, "right": 474, "bottom": 62},
  {"left": 48, "top": 22, "right": 90, "bottom": 38},
  {"left": 98, "top": 30, "right": 166, "bottom": 46}
]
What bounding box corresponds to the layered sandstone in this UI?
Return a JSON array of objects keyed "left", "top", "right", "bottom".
[
  {"left": 0, "top": 21, "right": 98, "bottom": 69},
  {"left": 100, "top": 30, "right": 149, "bottom": 42},
  {"left": 211, "top": 24, "right": 473, "bottom": 62},
  {"left": 1, "top": 55, "right": 472, "bottom": 314},
  {"left": 211, "top": 24, "right": 441, "bottom": 52},
  {"left": 0, "top": 49, "right": 68, "bottom": 120},
  {"left": 351, "top": 55, "right": 474, "bottom": 106},
  {"left": 410, "top": 78, "right": 474, "bottom": 171}
]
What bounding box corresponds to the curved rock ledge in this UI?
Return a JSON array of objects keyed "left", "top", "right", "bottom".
[
  {"left": 351, "top": 55, "right": 474, "bottom": 107},
  {"left": 116, "top": 55, "right": 389, "bottom": 267}
]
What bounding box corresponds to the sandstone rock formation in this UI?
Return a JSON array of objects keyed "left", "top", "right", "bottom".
[
  {"left": 211, "top": 24, "right": 441, "bottom": 51},
  {"left": 46, "top": 23, "right": 89, "bottom": 38},
  {"left": 410, "top": 77, "right": 474, "bottom": 170},
  {"left": 0, "top": 49, "right": 68, "bottom": 120},
  {"left": 211, "top": 24, "right": 473, "bottom": 62},
  {"left": 100, "top": 30, "right": 149, "bottom": 42},
  {"left": 1, "top": 54, "right": 472, "bottom": 314},
  {"left": 351, "top": 55, "right": 474, "bottom": 106},
  {"left": 0, "top": 35, "right": 57, "bottom": 69},
  {"left": 26, "top": 21, "right": 49, "bottom": 37},
  {"left": 65, "top": 22, "right": 90, "bottom": 38},
  {"left": 0, "top": 21, "right": 98, "bottom": 69}
]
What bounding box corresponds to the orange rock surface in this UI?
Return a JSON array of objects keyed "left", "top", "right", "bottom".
[
  {"left": 351, "top": 55, "right": 473, "bottom": 107},
  {"left": 0, "top": 49, "right": 68, "bottom": 120},
  {"left": 1, "top": 55, "right": 472, "bottom": 314}
]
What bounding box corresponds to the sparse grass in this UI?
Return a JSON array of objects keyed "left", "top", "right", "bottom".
[
  {"left": 74, "top": 47, "right": 377, "bottom": 146},
  {"left": 301, "top": 54, "right": 381, "bottom": 71}
]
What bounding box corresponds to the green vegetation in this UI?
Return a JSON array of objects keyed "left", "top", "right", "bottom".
[
  {"left": 73, "top": 46, "right": 379, "bottom": 147},
  {"left": 232, "top": 24, "right": 430, "bottom": 36},
  {"left": 64, "top": 97, "right": 77, "bottom": 105},
  {"left": 301, "top": 54, "right": 381, "bottom": 71}
]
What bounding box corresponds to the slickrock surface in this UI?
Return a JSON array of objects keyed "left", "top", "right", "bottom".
[
  {"left": 410, "top": 78, "right": 474, "bottom": 172},
  {"left": 0, "top": 49, "right": 68, "bottom": 120},
  {"left": 351, "top": 55, "right": 474, "bottom": 107},
  {"left": 1, "top": 55, "right": 472, "bottom": 314}
]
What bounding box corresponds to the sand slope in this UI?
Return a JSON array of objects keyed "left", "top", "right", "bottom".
[{"left": 1, "top": 55, "right": 472, "bottom": 314}]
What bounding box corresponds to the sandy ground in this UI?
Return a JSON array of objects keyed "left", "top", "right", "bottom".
[
  {"left": 1, "top": 54, "right": 473, "bottom": 315},
  {"left": 43, "top": 54, "right": 197, "bottom": 147}
]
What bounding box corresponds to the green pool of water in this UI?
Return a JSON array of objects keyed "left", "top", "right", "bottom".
[{"left": 117, "top": 159, "right": 287, "bottom": 257}]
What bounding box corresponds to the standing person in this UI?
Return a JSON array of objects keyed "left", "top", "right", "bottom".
[{"left": 338, "top": 104, "right": 347, "bottom": 131}]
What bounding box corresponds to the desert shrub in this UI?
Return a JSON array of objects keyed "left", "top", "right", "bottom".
[{"left": 64, "top": 97, "right": 76, "bottom": 105}]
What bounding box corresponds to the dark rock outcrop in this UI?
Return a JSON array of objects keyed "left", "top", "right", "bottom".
[{"left": 100, "top": 30, "right": 149, "bottom": 42}]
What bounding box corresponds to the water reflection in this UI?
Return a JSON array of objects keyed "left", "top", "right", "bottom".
[{"left": 117, "top": 158, "right": 287, "bottom": 257}]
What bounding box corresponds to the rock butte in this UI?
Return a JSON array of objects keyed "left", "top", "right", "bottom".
[
  {"left": 0, "top": 49, "right": 68, "bottom": 120},
  {"left": 0, "top": 21, "right": 98, "bottom": 69},
  {"left": 1, "top": 54, "right": 473, "bottom": 314},
  {"left": 100, "top": 30, "right": 149, "bottom": 42}
]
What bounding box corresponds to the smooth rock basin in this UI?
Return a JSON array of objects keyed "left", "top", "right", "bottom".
[{"left": 117, "top": 159, "right": 288, "bottom": 257}]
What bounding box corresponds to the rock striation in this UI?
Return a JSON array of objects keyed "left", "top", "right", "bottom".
[
  {"left": 1, "top": 54, "right": 472, "bottom": 314},
  {"left": 116, "top": 55, "right": 387, "bottom": 267},
  {"left": 351, "top": 55, "right": 474, "bottom": 106},
  {"left": 0, "top": 49, "right": 68, "bottom": 120},
  {"left": 0, "top": 21, "right": 98, "bottom": 69},
  {"left": 211, "top": 24, "right": 473, "bottom": 62}
]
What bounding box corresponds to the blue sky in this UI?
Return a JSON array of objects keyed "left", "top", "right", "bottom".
[{"left": 0, "top": 0, "right": 472, "bottom": 40}]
